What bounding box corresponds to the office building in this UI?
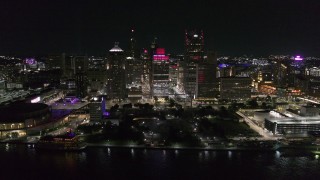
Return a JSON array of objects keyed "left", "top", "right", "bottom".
[
  {"left": 89, "top": 97, "right": 105, "bottom": 122},
  {"left": 141, "top": 49, "right": 152, "bottom": 98},
  {"left": 185, "top": 30, "right": 204, "bottom": 64},
  {"left": 183, "top": 30, "right": 217, "bottom": 98},
  {"left": 220, "top": 77, "right": 252, "bottom": 100},
  {"left": 198, "top": 51, "right": 218, "bottom": 98},
  {"left": 106, "top": 43, "right": 127, "bottom": 100},
  {"left": 75, "top": 72, "right": 88, "bottom": 98},
  {"left": 152, "top": 48, "right": 170, "bottom": 97},
  {"left": 183, "top": 30, "right": 205, "bottom": 98},
  {"left": 87, "top": 56, "right": 107, "bottom": 93}
]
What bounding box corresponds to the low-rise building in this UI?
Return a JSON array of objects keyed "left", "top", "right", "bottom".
[{"left": 265, "top": 116, "right": 320, "bottom": 135}]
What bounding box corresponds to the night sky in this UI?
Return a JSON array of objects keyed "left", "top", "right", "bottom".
[{"left": 0, "top": 0, "right": 320, "bottom": 56}]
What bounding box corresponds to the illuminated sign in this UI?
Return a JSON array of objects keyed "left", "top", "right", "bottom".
[
  {"left": 153, "top": 55, "right": 169, "bottom": 61},
  {"left": 219, "top": 64, "right": 229, "bottom": 68},
  {"left": 25, "top": 58, "right": 36, "bottom": 65},
  {"left": 153, "top": 48, "right": 169, "bottom": 61},
  {"left": 156, "top": 48, "right": 165, "bottom": 55},
  {"left": 31, "top": 97, "right": 41, "bottom": 103}
]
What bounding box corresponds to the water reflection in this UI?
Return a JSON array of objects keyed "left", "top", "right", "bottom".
[
  {"left": 275, "top": 151, "right": 281, "bottom": 158},
  {"left": 162, "top": 150, "right": 167, "bottom": 162},
  {"left": 204, "top": 151, "right": 209, "bottom": 161},
  {"left": 198, "top": 151, "right": 203, "bottom": 160},
  {"left": 228, "top": 151, "right": 232, "bottom": 159},
  {"left": 0, "top": 145, "right": 319, "bottom": 179},
  {"left": 212, "top": 151, "right": 216, "bottom": 158},
  {"left": 78, "top": 152, "right": 87, "bottom": 163},
  {"left": 65, "top": 152, "right": 77, "bottom": 168},
  {"left": 5, "top": 143, "right": 9, "bottom": 152}
]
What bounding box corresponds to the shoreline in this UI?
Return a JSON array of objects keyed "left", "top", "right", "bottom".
[
  {"left": 0, "top": 141, "right": 279, "bottom": 152},
  {"left": 2, "top": 141, "right": 320, "bottom": 154},
  {"left": 86, "top": 143, "right": 278, "bottom": 152}
]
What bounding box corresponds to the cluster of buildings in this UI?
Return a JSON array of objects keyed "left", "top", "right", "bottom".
[
  {"left": 0, "top": 30, "right": 223, "bottom": 103},
  {"left": 2, "top": 30, "right": 320, "bottom": 139},
  {"left": 2, "top": 30, "right": 320, "bottom": 105}
]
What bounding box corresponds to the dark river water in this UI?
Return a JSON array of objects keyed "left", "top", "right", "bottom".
[{"left": 1, "top": 144, "right": 320, "bottom": 180}]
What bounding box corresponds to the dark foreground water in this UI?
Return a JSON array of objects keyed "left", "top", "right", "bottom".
[{"left": 1, "top": 144, "right": 320, "bottom": 180}]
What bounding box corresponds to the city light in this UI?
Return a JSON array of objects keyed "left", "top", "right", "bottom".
[
  {"left": 25, "top": 58, "right": 36, "bottom": 65},
  {"left": 2, "top": 1, "right": 320, "bottom": 179},
  {"left": 30, "top": 96, "right": 40, "bottom": 103},
  {"left": 294, "top": 55, "right": 303, "bottom": 61}
]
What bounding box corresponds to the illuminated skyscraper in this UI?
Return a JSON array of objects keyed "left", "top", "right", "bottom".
[
  {"left": 152, "top": 48, "right": 170, "bottom": 97},
  {"left": 125, "top": 29, "right": 143, "bottom": 87},
  {"left": 106, "top": 42, "right": 126, "bottom": 100},
  {"left": 185, "top": 30, "right": 204, "bottom": 63},
  {"left": 141, "top": 48, "right": 152, "bottom": 98},
  {"left": 128, "top": 29, "right": 138, "bottom": 58},
  {"left": 183, "top": 30, "right": 217, "bottom": 98}
]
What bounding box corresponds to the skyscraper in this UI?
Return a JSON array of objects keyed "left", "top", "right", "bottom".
[
  {"left": 185, "top": 30, "right": 204, "bottom": 63},
  {"left": 141, "top": 48, "right": 152, "bottom": 98},
  {"left": 47, "top": 53, "right": 66, "bottom": 75},
  {"left": 125, "top": 29, "right": 143, "bottom": 87},
  {"left": 152, "top": 48, "right": 170, "bottom": 97},
  {"left": 273, "top": 56, "right": 290, "bottom": 87},
  {"left": 183, "top": 30, "right": 205, "bottom": 98},
  {"left": 197, "top": 51, "right": 218, "bottom": 98},
  {"left": 106, "top": 42, "right": 126, "bottom": 100},
  {"left": 87, "top": 56, "right": 107, "bottom": 93}
]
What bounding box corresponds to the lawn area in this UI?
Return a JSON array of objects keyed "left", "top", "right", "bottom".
[
  {"left": 214, "top": 120, "right": 259, "bottom": 137},
  {"left": 199, "top": 118, "right": 260, "bottom": 138}
]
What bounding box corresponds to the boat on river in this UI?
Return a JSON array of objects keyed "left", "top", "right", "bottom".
[{"left": 36, "top": 132, "right": 87, "bottom": 151}]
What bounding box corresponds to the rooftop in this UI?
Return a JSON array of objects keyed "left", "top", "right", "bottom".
[
  {"left": 109, "top": 42, "right": 123, "bottom": 52},
  {"left": 266, "top": 116, "right": 320, "bottom": 124}
]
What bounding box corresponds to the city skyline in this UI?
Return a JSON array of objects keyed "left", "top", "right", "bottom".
[
  {"left": 0, "top": 0, "right": 319, "bottom": 56},
  {"left": 2, "top": 2, "right": 320, "bottom": 178}
]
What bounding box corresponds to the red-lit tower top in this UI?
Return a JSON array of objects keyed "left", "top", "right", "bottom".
[{"left": 153, "top": 48, "right": 169, "bottom": 61}]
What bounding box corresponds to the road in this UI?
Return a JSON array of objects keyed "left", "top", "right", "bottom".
[{"left": 236, "top": 111, "right": 278, "bottom": 140}]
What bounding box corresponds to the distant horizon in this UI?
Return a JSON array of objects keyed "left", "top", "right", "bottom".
[{"left": 1, "top": 51, "right": 319, "bottom": 59}]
